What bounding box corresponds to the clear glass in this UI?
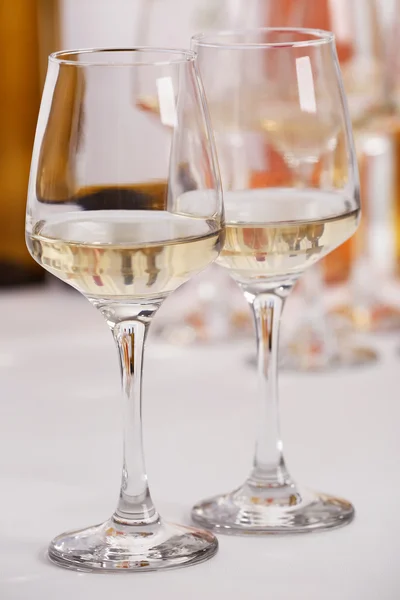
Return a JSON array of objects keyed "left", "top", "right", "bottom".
[
  {"left": 26, "top": 48, "right": 223, "bottom": 571},
  {"left": 191, "top": 28, "right": 358, "bottom": 533}
]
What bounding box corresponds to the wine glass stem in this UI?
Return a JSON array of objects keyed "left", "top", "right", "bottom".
[
  {"left": 95, "top": 301, "right": 161, "bottom": 527},
  {"left": 244, "top": 286, "right": 293, "bottom": 487}
]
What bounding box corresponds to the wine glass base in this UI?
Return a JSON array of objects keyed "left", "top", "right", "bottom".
[
  {"left": 192, "top": 485, "right": 355, "bottom": 534},
  {"left": 332, "top": 304, "right": 400, "bottom": 333},
  {"left": 48, "top": 519, "right": 218, "bottom": 573},
  {"left": 282, "top": 344, "right": 378, "bottom": 371},
  {"left": 247, "top": 345, "right": 378, "bottom": 371}
]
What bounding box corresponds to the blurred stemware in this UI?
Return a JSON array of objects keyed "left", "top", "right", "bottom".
[
  {"left": 284, "top": 0, "right": 400, "bottom": 362},
  {"left": 133, "top": 0, "right": 279, "bottom": 344}
]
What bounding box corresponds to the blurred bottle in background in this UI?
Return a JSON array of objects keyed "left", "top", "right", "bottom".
[{"left": 0, "top": 0, "right": 59, "bottom": 287}]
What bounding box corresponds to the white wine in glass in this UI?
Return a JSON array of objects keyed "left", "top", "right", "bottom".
[
  {"left": 220, "top": 189, "right": 359, "bottom": 281},
  {"left": 28, "top": 209, "right": 221, "bottom": 299}
]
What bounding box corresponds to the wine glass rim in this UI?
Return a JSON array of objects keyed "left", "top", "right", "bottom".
[
  {"left": 192, "top": 27, "right": 335, "bottom": 49},
  {"left": 49, "top": 47, "right": 196, "bottom": 67}
]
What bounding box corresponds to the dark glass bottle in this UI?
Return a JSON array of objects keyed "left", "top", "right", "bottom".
[{"left": 0, "top": 0, "right": 59, "bottom": 286}]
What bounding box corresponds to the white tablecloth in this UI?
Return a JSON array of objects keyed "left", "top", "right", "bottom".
[{"left": 0, "top": 286, "right": 398, "bottom": 599}]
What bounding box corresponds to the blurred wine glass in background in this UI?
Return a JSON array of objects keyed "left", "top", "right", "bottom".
[
  {"left": 265, "top": 0, "right": 396, "bottom": 370},
  {"left": 134, "top": 0, "right": 399, "bottom": 358},
  {"left": 134, "top": 0, "right": 273, "bottom": 344},
  {"left": 302, "top": 0, "right": 400, "bottom": 328}
]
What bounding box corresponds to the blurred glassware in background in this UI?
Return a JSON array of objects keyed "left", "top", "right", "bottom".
[
  {"left": 135, "top": 0, "right": 261, "bottom": 344},
  {"left": 135, "top": 0, "right": 274, "bottom": 49},
  {"left": 135, "top": 0, "right": 316, "bottom": 345},
  {"left": 262, "top": 0, "right": 392, "bottom": 371},
  {"left": 0, "top": 0, "right": 59, "bottom": 287},
  {"left": 284, "top": 0, "right": 400, "bottom": 354},
  {"left": 136, "top": 0, "right": 399, "bottom": 353},
  {"left": 151, "top": 268, "right": 253, "bottom": 344},
  {"left": 203, "top": 0, "right": 397, "bottom": 366}
]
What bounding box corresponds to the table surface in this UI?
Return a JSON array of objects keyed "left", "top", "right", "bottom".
[{"left": 0, "top": 286, "right": 398, "bottom": 599}]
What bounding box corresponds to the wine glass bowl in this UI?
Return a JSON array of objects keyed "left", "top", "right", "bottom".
[
  {"left": 26, "top": 48, "right": 223, "bottom": 571},
  {"left": 219, "top": 188, "right": 359, "bottom": 285},
  {"left": 191, "top": 28, "right": 358, "bottom": 533}
]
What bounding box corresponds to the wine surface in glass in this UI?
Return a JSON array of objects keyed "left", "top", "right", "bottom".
[
  {"left": 27, "top": 187, "right": 222, "bottom": 300},
  {"left": 218, "top": 188, "right": 359, "bottom": 282}
]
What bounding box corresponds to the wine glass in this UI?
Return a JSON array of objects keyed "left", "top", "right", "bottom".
[
  {"left": 26, "top": 48, "right": 223, "bottom": 571},
  {"left": 191, "top": 28, "right": 358, "bottom": 533}
]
